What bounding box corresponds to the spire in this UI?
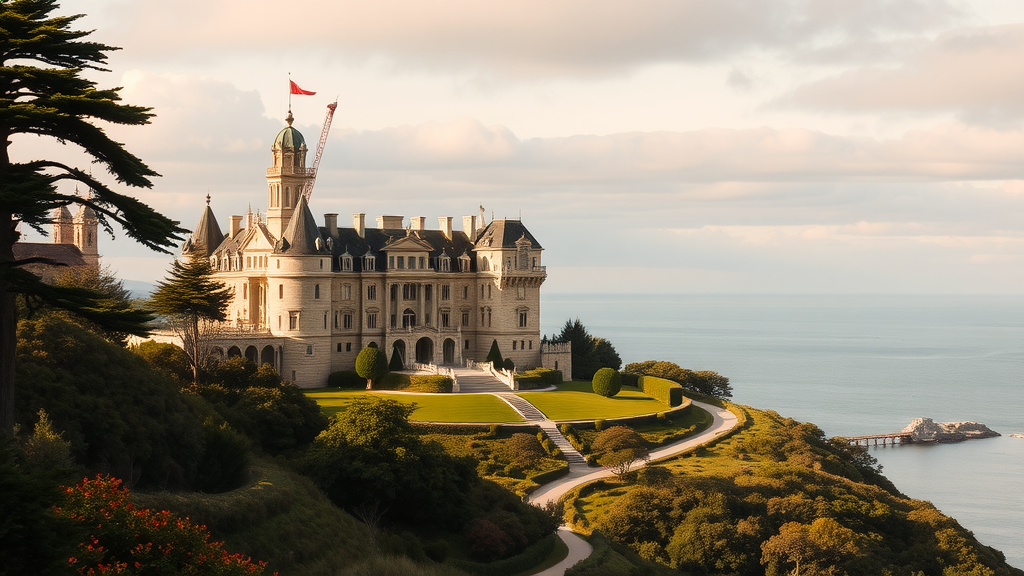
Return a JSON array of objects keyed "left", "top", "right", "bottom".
[
  {"left": 286, "top": 110, "right": 294, "bottom": 126},
  {"left": 276, "top": 194, "right": 327, "bottom": 255},
  {"left": 188, "top": 196, "right": 225, "bottom": 257}
]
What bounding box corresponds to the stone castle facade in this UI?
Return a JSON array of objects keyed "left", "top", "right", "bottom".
[
  {"left": 184, "top": 113, "right": 568, "bottom": 387},
  {"left": 13, "top": 200, "right": 100, "bottom": 281}
]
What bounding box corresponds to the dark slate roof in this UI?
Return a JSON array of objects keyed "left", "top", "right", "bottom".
[
  {"left": 13, "top": 242, "right": 88, "bottom": 267},
  {"left": 324, "top": 227, "right": 478, "bottom": 272},
  {"left": 276, "top": 195, "right": 329, "bottom": 255},
  {"left": 474, "top": 219, "right": 542, "bottom": 250},
  {"left": 186, "top": 203, "right": 225, "bottom": 257}
]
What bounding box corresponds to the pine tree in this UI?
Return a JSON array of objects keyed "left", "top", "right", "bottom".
[
  {"left": 0, "top": 0, "right": 185, "bottom": 435},
  {"left": 485, "top": 339, "right": 504, "bottom": 369},
  {"left": 150, "top": 252, "right": 232, "bottom": 383}
]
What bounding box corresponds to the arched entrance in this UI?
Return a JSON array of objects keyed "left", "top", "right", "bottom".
[
  {"left": 209, "top": 347, "right": 225, "bottom": 361},
  {"left": 244, "top": 345, "right": 258, "bottom": 363},
  {"left": 260, "top": 345, "right": 275, "bottom": 368},
  {"left": 442, "top": 338, "right": 455, "bottom": 365},
  {"left": 391, "top": 340, "right": 406, "bottom": 370},
  {"left": 415, "top": 337, "right": 434, "bottom": 364},
  {"left": 227, "top": 346, "right": 241, "bottom": 358}
]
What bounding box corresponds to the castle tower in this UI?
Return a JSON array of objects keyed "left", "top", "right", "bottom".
[
  {"left": 265, "top": 111, "right": 311, "bottom": 240},
  {"left": 72, "top": 202, "right": 99, "bottom": 267},
  {"left": 52, "top": 205, "right": 73, "bottom": 244}
]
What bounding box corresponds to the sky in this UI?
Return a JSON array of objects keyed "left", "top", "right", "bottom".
[{"left": 15, "top": 0, "right": 1024, "bottom": 294}]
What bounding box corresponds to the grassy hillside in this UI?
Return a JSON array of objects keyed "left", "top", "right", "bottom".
[
  {"left": 133, "top": 460, "right": 370, "bottom": 576},
  {"left": 562, "top": 405, "right": 1024, "bottom": 576}
]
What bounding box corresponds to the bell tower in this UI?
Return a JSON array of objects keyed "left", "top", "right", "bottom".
[
  {"left": 72, "top": 202, "right": 99, "bottom": 268},
  {"left": 266, "top": 110, "right": 311, "bottom": 240}
]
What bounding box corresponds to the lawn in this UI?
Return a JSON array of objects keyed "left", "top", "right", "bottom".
[
  {"left": 517, "top": 381, "right": 669, "bottom": 421},
  {"left": 304, "top": 389, "right": 524, "bottom": 423}
]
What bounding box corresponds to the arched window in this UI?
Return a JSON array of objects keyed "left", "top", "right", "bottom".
[
  {"left": 279, "top": 285, "right": 283, "bottom": 299},
  {"left": 439, "top": 254, "right": 451, "bottom": 271},
  {"left": 314, "top": 284, "right": 320, "bottom": 299},
  {"left": 402, "top": 308, "right": 416, "bottom": 328}
]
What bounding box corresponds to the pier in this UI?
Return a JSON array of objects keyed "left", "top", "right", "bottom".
[{"left": 843, "top": 433, "right": 913, "bottom": 447}]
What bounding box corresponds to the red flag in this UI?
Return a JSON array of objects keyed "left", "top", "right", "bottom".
[{"left": 290, "top": 80, "right": 316, "bottom": 96}]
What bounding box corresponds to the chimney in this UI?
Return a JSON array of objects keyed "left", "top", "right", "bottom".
[
  {"left": 229, "top": 215, "right": 243, "bottom": 237},
  {"left": 411, "top": 216, "right": 426, "bottom": 231},
  {"left": 462, "top": 215, "right": 477, "bottom": 242},
  {"left": 376, "top": 215, "right": 404, "bottom": 229},
  {"left": 324, "top": 213, "right": 338, "bottom": 238},
  {"left": 438, "top": 216, "right": 453, "bottom": 240},
  {"left": 353, "top": 213, "right": 365, "bottom": 238}
]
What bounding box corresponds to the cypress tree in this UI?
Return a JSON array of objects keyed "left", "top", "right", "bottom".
[
  {"left": 150, "top": 252, "right": 232, "bottom": 383},
  {"left": 1, "top": 0, "right": 186, "bottom": 435},
  {"left": 485, "top": 339, "right": 504, "bottom": 368}
]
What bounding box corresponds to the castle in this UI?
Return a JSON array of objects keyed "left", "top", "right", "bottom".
[
  {"left": 13, "top": 199, "right": 100, "bottom": 280},
  {"left": 184, "top": 113, "right": 566, "bottom": 387}
]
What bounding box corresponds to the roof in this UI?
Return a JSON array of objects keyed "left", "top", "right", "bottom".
[
  {"left": 324, "top": 227, "right": 478, "bottom": 272},
  {"left": 273, "top": 126, "right": 306, "bottom": 150},
  {"left": 474, "top": 219, "right": 542, "bottom": 250},
  {"left": 12, "top": 242, "right": 88, "bottom": 268},
  {"left": 187, "top": 201, "right": 225, "bottom": 257},
  {"left": 53, "top": 206, "right": 72, "bottom": 221},
  {"left": 276, "top": 195, "right": 328, "bottom": 255},
  {"left": 74, "top": 204, "right": 97, "bottom": 220}
]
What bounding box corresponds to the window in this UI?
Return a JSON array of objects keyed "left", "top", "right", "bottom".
[
  {"left": 363, "top": 255, "right": 375, "bottom": 270},
  {"left": 342, "top": 284, "right": 352, "bottom": 299},
  {"left": 440, "top": 255, "right": 451, "bottom": 271},
  {"left": 465, "top": 339, "right": 470, "bottom": 350},
  {"left": 391, "top": 284, "right": 398, "bottom": 301},
  {"left": 459, "top": 256, "right": 470, "bottom": 272},
  {"left": 366, "top": 312, "right": 378, "bottom": 329},
  {"left": 314, "top": 284, "right": 320, "bottom": 299},
  {"left": 402, "top": 308, "right": 416, "bottom": 328},
  {"left": 517, "top": 286, "right": 526, "bottom": 300},
  {"left": 390, "top": 314, "right": 397, "bottom": 328},
  {"left": 279, "top": 285, "right": 283, "bottom": 299},
  {"left": 243, "top": 284, "right": 247, "bottom": 299},
  {"left": 425, "top": 313, "right": 431, "bottom": 326},
  {"left": 367, "top": 285, "right": 376, "bottom": 300},
  {"left": 341, "top": 255, "right": 352, "bottom": 271},
  {"left": 323, "top": 312, "right": 328, "bottom": 329},
  {"left": 343, "top": 313, "right": 353, "bottom": 329},
  {"left": 513, "top": 340, "right": 517, "bottom": 350},
  {"left": 337, "top": 343, "right": 343, "bottom": 352},
  {"left": 487, "top": 284, "right": 492, "bottom": 299},
  {"left": 441, "top": 311, "right": 450, "bottom": 328},
  {"left": 463, "top": 286, "right": 469, "bottom": 299},
  {"left": 519, "top": 311, "right": 528, "bottom": 328},
  {"left": 319, "top": 258, "right": 324, "bottom": 270},
  {"left": 403, "top": 284, "right": 417, "bottom": 300},
  {"left": 334, "top": 313, "right": 339, "bottom": 329},
  {"left": 397, "top": 256, "right": 405, "bottom": 269},
  {"left": 408, "top": 257, "right": 415, "bottom": 270},
  {"left": 306, "top": 345, "right": 313, "bottom": 355},
  {"left": 461, "top": 311, "right": 470, "bottom": 327},
  {"left": 480, "top": 284, "right": 485, "bottom": 298},
  {"left": 529, "top": 341, "right": 533, "bottom": 349},
  {"left": 346, "top": 343, "right": 352, "bottom": 352},
  {"left": 289, "top": 312, "right": 299, "bottom": 330},
  {"left": 425, "top": 285, "right": 432, "bottom": 301},
  {"left": 246, "top": 256, "right": 251, "bottom": 269},
  {"left": 278, "top": 316, "right": 281, "bottom": 330},
  {"left": 441, "top": 284, "right": 450, "bottom": 300},
  {"left": 419, "top": 257, "right": 425, "bottom": 269},
  {"left": 487, "top": 309, "right": 492, "bottom": 327}
]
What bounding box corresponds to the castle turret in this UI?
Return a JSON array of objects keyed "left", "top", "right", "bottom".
[
  {"left": 184, "top": 194, "right": 225, "bottom": 257},
  {"left": 72, "top": 202, "right": 99, "bottom": 267},
  {"left": 52, "top": 206, "right": 73, "bottom": 245},
  {"left": 266, "top": 111, "right": 311, "bottom": 240}
]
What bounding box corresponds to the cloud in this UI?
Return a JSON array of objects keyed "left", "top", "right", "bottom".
[
  {"left": 779, "top": 23, "right": 1024, "bottom": 125},
  {"left": 98, "top": 0, "right": 962, "bottom": 78}
]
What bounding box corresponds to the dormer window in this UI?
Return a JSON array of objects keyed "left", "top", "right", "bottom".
[
  {"left": 439, "top": 254, "right": 451, "bottom": 272},
  {"left": 459, "top": 254, "right": 471, "bottom": 272},
  {"left": 341, "top": 254, "right": 353, "bottom": 271},
  {"left": 363, "top": 254, "right": 376, "bottom": 270}
]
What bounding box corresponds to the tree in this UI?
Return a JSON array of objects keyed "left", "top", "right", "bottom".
[
  {"left": 150, "top": 252, "right": 233, "bottom": 383},
  {"left": 593, "top": 337, "right": 621, "bottom": 371},
  {"left": 1, "top": 0, "right": 186, "bottom": 435},
  {"left": 625, "top": 360, "right": 734, "bottom": 399},
  {"left": 355, "top": 345, "right": 388, "bottom": 389},
  {"left": 591, "top": 367, "right": 622, "bottom": 397},
  {"left": 591, "top": 426, "right": 649, "bottom": 477},
  {"left": 133, "top": 340, "right": 192, "bottom": 385},
  {"left": 556, "top": 318, "right": 621, "bottom": 380},
  {"left": 486, "top": 339, "right": 504, "bottom": 368}
]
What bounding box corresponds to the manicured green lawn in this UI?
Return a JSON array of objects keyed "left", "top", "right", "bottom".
[
  {"left": 304, "top": 389, "right": 524, "bottom": 423},
  {"left": 517, "top": 381, "right": 668, "bottom": 421}
]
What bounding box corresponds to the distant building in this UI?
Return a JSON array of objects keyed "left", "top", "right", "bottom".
[
  {"left": 13, "top": 200, "right": 100, "bottom": 281},
  {"left": 183, "top": 113, "right": 569, "bottom": 387}
]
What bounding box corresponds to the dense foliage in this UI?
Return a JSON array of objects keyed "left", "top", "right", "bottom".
[
  {"left": 0, "top": 0, "right": 185, "bottom": 435},
  {"left": 134, "top": 340, "right": 192, "bottom": 385},
  {"left": 355, "top": 346, "right": 387, "bottom": 388},
  {"left": 15, "top": 316, "right": 203, "bottom": 488},
  {"left": 327, "top": 370, "right": 366, "bottom": 389},
  {"left": 591, "top": 367, "right": 622, "bottom": 397},
  {"left": 55, "top": 475, "right": 271, "bottom": 575},
  {"left": 486, "top": 339, "right": 504, "bottom": 368},
  {"left": 568, "top": 408, "right": 1021, "bottom": 576},
  {"left": 590, "top": 426, "right": 649, "bottom": 476},
  {"left": 190, "top": 356, "right": 327, "bottom": 456},
  {"left": 625, "top": 360, "right": 733, "bottom": 399},
  {"left": 554, "top": 319, "right": 621, "bottom": 380}
]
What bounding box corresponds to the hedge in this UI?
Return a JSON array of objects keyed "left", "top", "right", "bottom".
[
  {"left": 447, "top": 532, "right": 558, "bottom": 576},
  {"left": 514, "top": 368, "right": 563, "bottom": 389},
  {"left": 637, "top": 375, "right": 684, "bottom": 407},
  {"left": 327, "top": 370, "right": 365, "bottom": 389},
  {"left": 527, "top": 463, "right": 570, "bottom": 487},
  {"left": 620, "top": 372, "right": 640, "bottom": 388},
  {"left": 377, "top": 373, "right": 454, "bottom": 393}
]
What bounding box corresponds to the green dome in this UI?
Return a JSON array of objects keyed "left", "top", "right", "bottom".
[{"left": 274, "top": 125, "right": 306, "bottom": 149}]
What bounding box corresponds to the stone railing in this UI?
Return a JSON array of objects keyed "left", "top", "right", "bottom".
[{"left": 467, "top": 359, "right": 517, "bottom": 390}]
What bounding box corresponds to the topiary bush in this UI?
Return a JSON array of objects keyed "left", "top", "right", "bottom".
[
  {"left": 486, "top": 339, "right": 504, "bottom": 368},
  {"left": 503, "top": 358, "right": 515, "bottom": 371},
  {"left": 637, "top": 375, "right": 684, "bottom": 406},
  {"left": 355, "top": 346, "right": 388, "bottom": 388},
  {"left": 591, "top": 368, "right": 622, "bottom": 398},
  {"left": 327, "top": 370, "right": 364, "bottom": 389}
]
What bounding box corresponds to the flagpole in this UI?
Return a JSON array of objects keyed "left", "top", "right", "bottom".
[{"left": 287, "top": 72, "right": 292, "bottom": 113}]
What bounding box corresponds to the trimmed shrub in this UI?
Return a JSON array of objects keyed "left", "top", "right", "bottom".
[
  {"left": 486, "top": 339, "right": 504, "bottom": 368},
  {"left": 591, "top": 368, "right": 622, "bottom": 398},
  {"left": 503, "top": 358, "right": 515, "bottom": 371},
  {"left": 594, "top": 419, "right": 606, "bottom": 432},
  {"left": 620, "top": 372, "right": 640, "bottom": 388},
  {"left": 637, "top": 375, "right": 684, "bottom": 407},
  {"left": 327, "top": 370, "right": 364, "bottom": 389},
  {"left": 377, "top": 373, "right": 454, "bottom": 393},
  {"left": 355, "top": 346, "right": 388, "bottom": 387},
  {"left": 194, "top": 420, "right": 251, "bottom": 494},
  {"left": 514, "top": 368, "right": 563, "bottom": 389}
]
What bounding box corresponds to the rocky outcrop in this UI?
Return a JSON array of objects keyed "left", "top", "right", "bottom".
[{"left": 901, "top": 418, "right": 1000, "bottom": 443}]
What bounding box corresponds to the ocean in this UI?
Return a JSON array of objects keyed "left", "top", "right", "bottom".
[{"left": 541, "top": 293, "right": 1024, "bottom": 569}]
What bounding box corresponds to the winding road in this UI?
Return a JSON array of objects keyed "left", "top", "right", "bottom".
[{"left": 524, "top": 399, "right": 740, "bottom": 576}]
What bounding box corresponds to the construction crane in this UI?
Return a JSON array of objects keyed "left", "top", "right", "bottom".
[{"left": 303, "top": 100, "right": 338, "bottom": 201}]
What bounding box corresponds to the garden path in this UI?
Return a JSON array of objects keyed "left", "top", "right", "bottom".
[
  {"left": 452, "top": 367, "right": 509, "bottom": 393},
  {"left": 524, "top": 399, "right": 740, "bottom": 575},
  {"left": 496, "top": 393, "right": 589, "bottom": 467}
]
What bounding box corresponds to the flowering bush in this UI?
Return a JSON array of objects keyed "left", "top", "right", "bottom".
[{"left": 54, "top": 475, "right": 273, "bottom": 575}]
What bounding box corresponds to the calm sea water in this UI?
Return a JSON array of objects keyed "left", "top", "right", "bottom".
[{"left": 541, "top": 294, "right": 1024, "bottom": 569}]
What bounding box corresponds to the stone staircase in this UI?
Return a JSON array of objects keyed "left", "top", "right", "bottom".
[
  {"left": 453, "top": 367, "right": 510, "bottom": 393},
  {"left": 495, "top": 393, "right": 588, "bottom": 468}
]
